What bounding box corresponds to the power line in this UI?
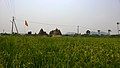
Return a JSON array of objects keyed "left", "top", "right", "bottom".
[
  {"left": 3, "top": 0, "right": 15, "bottom": 16},
  {"left": 16, "top": 19, "right": 98, "bottom": 31},
  {"left": 10, "top": 0, "right": 15, "bottom": 16},
  {"left": 9, "top": 0, "right": 13, "bottom": 15},
  {"left": 16, "top": 19, "right": 76, "bottom": 27},
  {"left": 3, "top": 0, "right": 10, "bottom": 15},
  {"left": 15, "top": 19, "right": 111, "bottom": 34},
  {"left": 3, "top": 0, "right": 9, "bottom": 10}
]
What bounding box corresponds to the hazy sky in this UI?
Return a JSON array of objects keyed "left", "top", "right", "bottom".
[{"left": 0, "top": 0, "right": 120, "bottom": 34}]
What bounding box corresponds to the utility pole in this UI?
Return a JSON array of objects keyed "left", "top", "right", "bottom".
[
  {"left": 14, "top": 20, "right": 19, "bottom": 34},
  {"left": 117, "top": 22, "right": 120, "bottom": 35},
  {"left": 11, "top": 17, "right": 14, "bottom": 34},
  {"left": 3, "top": 29, "right": 4, "bottom": 33},
  {"left": 77, "top": 26, "right": 79, "bottom": 34},
  {"left": 10, "top": 16, "right": 18, "bottom": 34}
]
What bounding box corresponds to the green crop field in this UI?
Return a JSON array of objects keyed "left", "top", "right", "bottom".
[{"left": 0, "top": 36, "right": 120, "bottom": 68}]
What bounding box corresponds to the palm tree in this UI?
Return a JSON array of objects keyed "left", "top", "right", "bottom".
[
  {"left": 117, "top": 22, "right": 120, "bottom": 34},
  {"left": 108, "top": 30, "right": 111, "bottom": 35},
  {"left": 98, "top": 30, "right": 100, "bottom": 35}
]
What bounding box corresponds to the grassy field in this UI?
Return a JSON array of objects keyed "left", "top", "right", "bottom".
[{"left": 0, "top": 36, "right": 120, "bottom": 68}]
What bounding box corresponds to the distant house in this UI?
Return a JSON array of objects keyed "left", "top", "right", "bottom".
[
  {"left": 38, "top": 29, "right": 48, "bottom": 36},
  {"left": 49, "top": 28, "right": 62, "bottom": 37},
  {"left": 66, "top": 32, "right": 76, "bottom": 35},
  {"left": 90, "top": 31, "right": 108, "bottom": 35}
]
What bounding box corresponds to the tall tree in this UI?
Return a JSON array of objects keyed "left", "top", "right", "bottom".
[
  {"left": 38, "top": 28, "right": 48, "bottom": 35},
  {"left": 86, "top": 30, "right": 90, "bottom": 35}
]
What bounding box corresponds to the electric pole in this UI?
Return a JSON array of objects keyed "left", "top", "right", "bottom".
[
  {"left": 3, "top": 29, "right": 4, "bottom": 33},
  {"left": 77, "top": 26, "right": 79, "bottom": 34},
  {"left": 11, "top": 17, "right": 14, "bottom": 34},
  {"left": 117, "top": 22, "right": 120, "bottom": 35},
  {"left": 10, "top": 16, "right": 18, "bottom": 34}
]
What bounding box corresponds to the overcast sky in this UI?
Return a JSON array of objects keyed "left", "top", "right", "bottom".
[{"left": 0, "top": 0, "right": 120, "bottom": 34}]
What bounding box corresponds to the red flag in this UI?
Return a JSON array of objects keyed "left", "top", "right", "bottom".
[{"left": 25, "top": 20, "right": 28, "bottom": 26}]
